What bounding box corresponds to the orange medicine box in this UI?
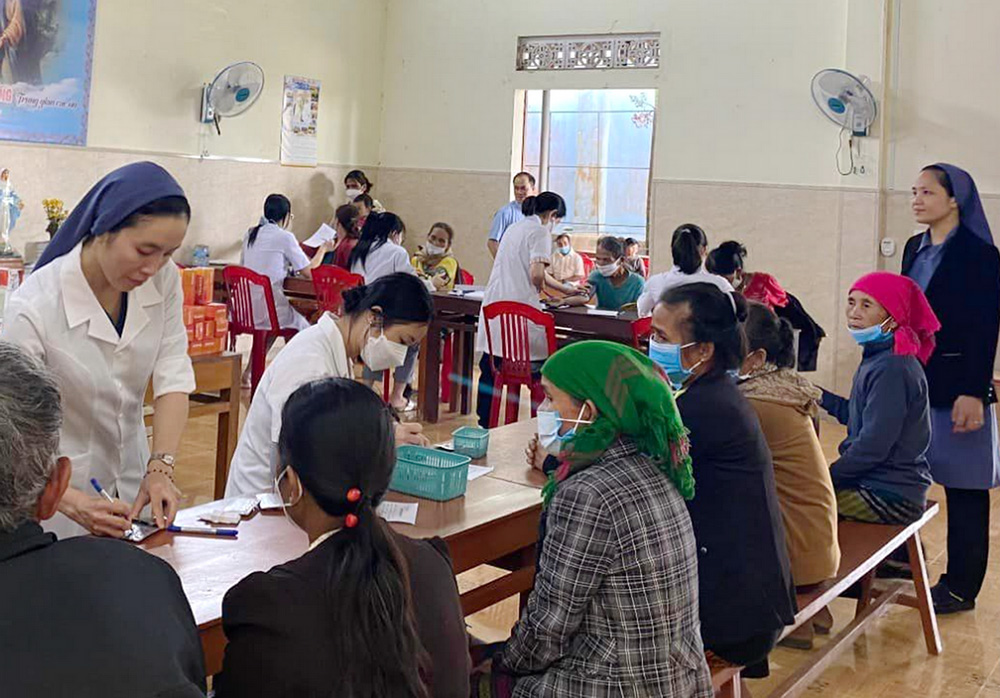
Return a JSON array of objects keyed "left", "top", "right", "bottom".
[{"left": 193, "top": 321, "right": 207, "bottom": 341}]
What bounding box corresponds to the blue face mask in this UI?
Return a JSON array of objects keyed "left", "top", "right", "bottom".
[
  {"left": 537, "top": 403, "right": 591, "bottom": 456},
  {"left": 848, "top": 318, "right": 892, "bottom": 346},
  {"left": 649, "top": 338, "right": 702, "bottom": 390},
  {"left": 558, "top": 246, "right": 572, "bottom": 256}
]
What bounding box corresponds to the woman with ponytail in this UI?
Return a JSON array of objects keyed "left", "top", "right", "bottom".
[
  {"left": 226, "top": 273, "right": 433, "bottom": 497},
  {"left": 740, "top": 301, "right": 839, "bottom": 650},
  {"left": 241, "top": 193, "right": 331, "bottom": 332},
  {"left": 637, "top": 224, "right": 733, "bottom": 317},
  {"left": 475, "top": 191, "right": 565, "bottom": 427},
  {"left": 216, "top": 378, "right": 469, "bottom": 698}
]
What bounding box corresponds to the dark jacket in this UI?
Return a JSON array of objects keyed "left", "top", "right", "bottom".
[
  {"left": 820, "top": 337, "right": 933, "bottom": 506},
  {"left": 215, "top": 530, "right": 470, "bottom": 698},
  {"left": 676, "top": 372, "right": 797, "bottom": 649},
  {"left": 902, "top": 226, "right": 1000, "bottom": 408},
  {"left": 0, "top": 521, "right": 206, "bottom": 698},
  {"left": 774, "top": 292, "right": 826, "bottom": 372}
]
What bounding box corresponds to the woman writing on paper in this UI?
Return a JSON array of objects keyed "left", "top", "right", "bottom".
[{"left": 3, "top": 162, "right": 195, "bottom": 538}]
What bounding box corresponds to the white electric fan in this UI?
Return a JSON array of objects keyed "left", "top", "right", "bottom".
[
  {"left": 811, "top": 68, "right": 877, "bottom": 136},
  {"left": 200, "top": 61, "right": 265, "bottom": 134}
]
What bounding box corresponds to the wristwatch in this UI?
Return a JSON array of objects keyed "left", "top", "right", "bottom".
[{"left": 149, "top": 452, "right": 176, "bottom": 468}]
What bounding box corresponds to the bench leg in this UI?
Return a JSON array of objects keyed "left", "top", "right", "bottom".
[
  {"left": 907, "top": 530, "right": 943, "bottom": 655},
  {"left": 855, "top": 568, "right": 877, "bottom": 617},
  {"left": 716, "top": 673, "right": 742, "bottom": 698}
]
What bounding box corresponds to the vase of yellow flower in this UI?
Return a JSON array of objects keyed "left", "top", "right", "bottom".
[{"left": 42, "top": 198, "right": 68, "bottom": 238}]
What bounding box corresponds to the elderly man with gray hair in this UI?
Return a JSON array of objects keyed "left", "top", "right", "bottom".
[{"left": 0, "top": 343, "right": 206, "bottom": 698}]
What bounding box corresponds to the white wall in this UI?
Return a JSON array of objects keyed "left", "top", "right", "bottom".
[
  {"left": 889, "top": 0, "right": 1000, "bottom": 194},
  {"left": 88, "top": 0, "right": 386, "bottom": 163},
  {"left": 380, "top": 0, "right": 855, "bottom": 187},
  {"left": 9, "top": 0, "right": 387, "bottom": 259}
]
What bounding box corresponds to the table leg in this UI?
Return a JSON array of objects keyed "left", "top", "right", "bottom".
[
  {"left": 420, "top": 322, "right": 442, "bottom": 423},
  {"left": 448, "top": 331, "right": 460, "bottom": 413},
  {"left": 460, "top": 327, "right": 474, "bottom": 416},
  {"left": 213, "top": 356, "right": 241, "bottom": 500}
]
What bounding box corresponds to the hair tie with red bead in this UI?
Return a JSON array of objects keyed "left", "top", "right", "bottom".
[{"left": 345, "top": 487, "right": 363, "bottom": 528}]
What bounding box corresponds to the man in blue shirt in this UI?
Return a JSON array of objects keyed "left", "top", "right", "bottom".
[{"left": 487, "top": 172, "right": 536, "bottom": 258}]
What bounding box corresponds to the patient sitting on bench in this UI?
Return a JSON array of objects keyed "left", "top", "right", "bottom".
[{"left": 820, "top": 272, "right": 939, "bottom": 526}]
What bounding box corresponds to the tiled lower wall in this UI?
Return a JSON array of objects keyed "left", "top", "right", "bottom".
[
  {"left": 380, "top": 169, "right": 884, "bottom": 394},
  {"left": 6, "top": 142, "right": 373, "bottom": 265},
  {"left": 19, "top": 150, "right": 898, "bottom": 394}
]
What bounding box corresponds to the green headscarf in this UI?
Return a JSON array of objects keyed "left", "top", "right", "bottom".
[{"left": 539, "top": 340, "right": 695, "bottom": 507}]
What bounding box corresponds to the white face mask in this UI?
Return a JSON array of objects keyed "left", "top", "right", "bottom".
[
  {"left": 596, "top": 260, "right": 619, "bottom": 277},
  {"left": 273, "top": 466, "right": 303, "bottom": 529},
  {"left": 345, "top": 188, "right": 363, "bottom": 201},
  {"left": 425, "top": 242, "right": 446, "bottom": 256},
  {"left": 361, "top": 325, "right": 409, "bottom": 372}
]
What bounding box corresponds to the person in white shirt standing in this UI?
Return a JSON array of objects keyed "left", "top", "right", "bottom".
[
  {"left": 3, "top": 161, "right": 196, "bottom": 538},
  {"left": 241, "top": 193, "right": 330, "bottom": 333},
  {"left": 476, "top": 192, "right": 565, "bottom": 427},
  {"left": 350, "top": 212, "right": 421, "bottom": 410},
  {"left": 487, "top": 172, "right": 536, "bottom": 259},
  {"left": 637, "top": 223, "right": 733, "bottom": 317},
  {"left": 225, "top": 273, "right": 433, "bottom": 497}
]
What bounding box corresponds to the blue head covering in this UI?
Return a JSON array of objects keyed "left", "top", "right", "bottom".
[
  {"left": 35, "top": 162, "right": 187, "bottom": 270},
  {"left": 930, "top": 162, "right": 994, "bottom": 246}
]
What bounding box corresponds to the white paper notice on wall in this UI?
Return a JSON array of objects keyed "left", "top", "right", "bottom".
[
  {"left": 280, "top": 75, "right": 321, "bottom": 167},
  {"left": 377, "top": 501, "right": 419, "bottom": 525}
]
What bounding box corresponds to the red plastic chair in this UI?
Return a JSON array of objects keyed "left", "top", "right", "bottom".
[
  {"left": 223, "top": 265, "right": 300, "bottom": 398},
  {"left": 483, "top": 301, "right": 557, "bottom": 428},
  {"left": 631, "top": 316, "right": 653, "bottom": 351},
  {"left": 441, "top": 269, "right": 476, "bottom": 406},
  {"left": 312, "top": 266, "right": 365, "bottom": 317},
  {"left": 580, "top": 253, "right": 595, "bottom": 276},
  {"left": 640, "top": 256, "right": 650, "bottom": 278}
]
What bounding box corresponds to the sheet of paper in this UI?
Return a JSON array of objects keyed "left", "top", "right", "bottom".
[
  {"left": 588, "top": 308, "right": 620, "bottom": 316},
  {"left": 377, "top": 501, "right": 419, "bottom": 525},
  {"left": 302, "top": 222, "right": 337, "bottom": 247},
  {"left": 467, "top": 464, "right": 494, "bottom": 481},
  {"left": 464, "top": 291, "right": 485, "bottom": 301}
]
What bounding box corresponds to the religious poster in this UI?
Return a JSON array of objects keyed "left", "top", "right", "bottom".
[
  {"left": 280, "top": 75, "right": 320, "bottom": 166},
  {"left": 0, "top": 0, "right": 97, "bottom": 146}
]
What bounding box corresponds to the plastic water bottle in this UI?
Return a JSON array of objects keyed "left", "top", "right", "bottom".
[{"left": 192, "top": 245, "right": 210, "bottom": 267}]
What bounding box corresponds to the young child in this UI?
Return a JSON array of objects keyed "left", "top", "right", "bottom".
[
  {"left": 820, "top": 271, "right": 940, "bottom": 525},
  {"left": 623, "top": 237, "right": 647, "bottom": 278},
  {"left": 412, "top": 222, "right": 459, "bottom": 291}
]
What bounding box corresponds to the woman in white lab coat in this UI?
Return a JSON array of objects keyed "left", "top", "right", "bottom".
[
  {"left": 349, "top": 212, "right": 421, "bottom": 410},
  {"left": 474, "top": 192, "right": 565, "bottom": 428},
  {"left": 241, "top": 193, "right": 330, "bottom": 332},
  {"left": 3, "top": 162, "right": 195, "bottom": 538},
  {"left": 225, "top": 273, "right": 433, "bottom": 497}
]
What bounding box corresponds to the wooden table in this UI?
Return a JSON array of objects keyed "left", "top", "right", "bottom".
[
  {"left": 473, "top": 418, "right": 547, "bottom": 490},
  {"left": 143, "top": 420, "right": 545, "bottom": 676},
  {"left": 419, "top": 292, "right": 637, "bottom": 423},
  {"left": 145, "top": 352, "right": 241, "bottom": 499}
]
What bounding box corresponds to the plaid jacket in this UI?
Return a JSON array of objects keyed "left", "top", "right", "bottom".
[{"left": 499, "top": 439, "right": 713, "bottom": 698}]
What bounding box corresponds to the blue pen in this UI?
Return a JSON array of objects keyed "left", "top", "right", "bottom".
[
  {"left": 167, "top": 525, "right": 238, "bottom": 538},
  {"left": 90, "top": 478, "right": 142, "bottom": 538},
  {"left": 89, "top": 477, "right": 117, "bottom": 504}
]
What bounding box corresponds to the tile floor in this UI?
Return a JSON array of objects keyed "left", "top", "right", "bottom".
[{"left": 173, "top": 371, "right": 1000, "bottom": 697}]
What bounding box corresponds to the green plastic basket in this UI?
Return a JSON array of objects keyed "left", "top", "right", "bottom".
[
  {"left": 390, "top": 446, "right": 471, "bottom": 501},
  {"left": 452, "top": 426, "right": 490, "bottom": 459}
]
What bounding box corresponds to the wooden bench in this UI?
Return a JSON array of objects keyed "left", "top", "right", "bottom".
[{"left": 712, "top": 502, "right": 941, "bottom": 698}]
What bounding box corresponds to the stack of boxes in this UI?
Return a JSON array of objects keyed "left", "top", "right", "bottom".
[{"left": 180, "top": 267, "right": 228, "bottom": 357}]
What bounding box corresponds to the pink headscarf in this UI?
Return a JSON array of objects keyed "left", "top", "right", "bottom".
[{"left": 851, "top": 271, "right": 941, "bottom": 365}]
